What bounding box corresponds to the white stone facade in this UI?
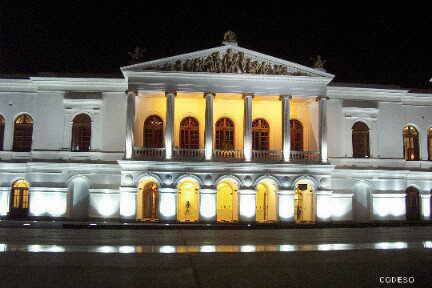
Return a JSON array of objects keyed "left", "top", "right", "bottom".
[{"left": 0, "top": 43, "right": 431, "bottom": 223}]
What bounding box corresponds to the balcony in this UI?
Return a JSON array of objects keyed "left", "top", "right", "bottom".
[
  {"left": 214, "top": 149, "right": 243, "bottom": 161},
  {"left": 173, "top": 148, "right": 205, "bottom": 160},
  {"left": 134, "top": 147, "right": 165, "bottom": 160},
  {"left": 133, "top": 147, "right": 320, "bottom": 163}
]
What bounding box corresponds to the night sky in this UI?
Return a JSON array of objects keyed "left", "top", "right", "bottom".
[{"left": 1, "top": 2, "right": 431, "bottom": 89}]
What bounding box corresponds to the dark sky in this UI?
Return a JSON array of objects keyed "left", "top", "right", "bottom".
[{"left": 1, "top": 2, "right": 431, "bottom": 89}]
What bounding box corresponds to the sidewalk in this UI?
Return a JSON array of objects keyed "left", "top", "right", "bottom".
[{"left": 1, "top": 219, "right": 431, "bottom": 229}]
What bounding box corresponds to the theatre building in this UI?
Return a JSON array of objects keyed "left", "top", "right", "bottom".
[{"left": 0, "top": 35, "right": 431, "bottom": 223}]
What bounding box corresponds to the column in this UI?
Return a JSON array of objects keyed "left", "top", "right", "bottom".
[
  {"left": 281, "top": 95, "right": 291, "bottom": 162},
  {"left": 125, "top": 90, "right": 136, "bottom": 159},
  {"left": 243, "top": 94, "right": 253, "bottom": 161},
  {"left": 319, "top": 96, "right": 329, "bottom": 163},
  {"left": 165, "top": 91, "right": 176, "bottom": 160},
  {"left": 204, "top": 92, "right": 215, "bottom": 160}
]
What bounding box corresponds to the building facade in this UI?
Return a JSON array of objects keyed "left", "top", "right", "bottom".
[{"left": 1, "top": 39, "right": 431, "bottom": 223}]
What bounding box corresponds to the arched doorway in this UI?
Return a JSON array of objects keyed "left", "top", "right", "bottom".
[
  {"left": 352, "top": 122, "right": 370, "bottom": 158},
  {"left": 137, "top": 180, "right": 159, "bottom": 221},
  {"left": 290, "top": 119, "right": 303, "bottom": 151},
  {"left": 143, "top": 115, "right": 164, "bottom": 148},
  {"left": 294, "top": 180, "right": 315, "bottom": 223},
  {"left": 352, "top": 182, "right": 371, "bottom": 222},
  {"left": 71, "top": 114, "right": 91, "bottom": 152},
  {"left": 255, "top": 179, "right": 277, "bottom": 223},
  {"left": 406, "top": 187, "right": 420, "bottom": 221},
  {"left": 13, "top": 114, "right": 33, "bottom": 152},
  {"left": 216, "top": 179, "right": 238, "bottom": 222},
  {"left": 9, "top": 179, "right": 30, "bottom": 218},
  {"left": 177, "top": 178, "right": 199, "bottom": 222}
]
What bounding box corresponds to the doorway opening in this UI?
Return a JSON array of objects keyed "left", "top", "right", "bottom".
[
  {"left": 9, "top": 179, "right": 30, "bottom": 218},
  {"left": 137, "top": 180, "right": 159, "bottom": 221},
  {"left": 216, "top": 179, "right": 238, "bottom": 223},
  {"left": 406, "top": 186, "right": 420, "bottom": 221},
  {"left": 255, "top": 179, "right": 277, "bottom": 223},
  {"left": 177, "top": 178, "right": 199, "bottom": 222},
  {"left": 294, "top": 180, "right": 315, "bottom": 223}
]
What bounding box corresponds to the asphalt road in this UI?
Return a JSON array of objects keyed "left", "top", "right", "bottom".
[{"left": 0, "top": 226, "right": 431, "bottom": 288}]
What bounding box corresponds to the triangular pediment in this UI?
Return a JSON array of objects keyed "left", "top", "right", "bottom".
[{"left": 121, "top": 44, "right": 333, "bottom": 78}]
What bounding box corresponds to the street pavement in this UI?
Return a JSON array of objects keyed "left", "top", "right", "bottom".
[{"left": 0, "top": 226, "right": 431, "bottom": 287}]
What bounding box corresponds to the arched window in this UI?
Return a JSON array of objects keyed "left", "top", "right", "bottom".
[
  {"left": 428, "top": 128, "right": 432, "bottom": 161},
  {"left": 352, "top": 122, "right": 370, "bottom": 158},
  {"left": 0, "top": 115, "right": 4, "bottom": 151},
  {"left": 71, "top": 114, "right": 91, "bottom": 152},
  {"left": 180, "top": 117, "right": 199, "bottom": 149},
  {"left": 403, "top": 125, "right": 419, "bottom": 161},
  {"left": 215, "top": 117, "right": 234, "bottom": 150},
  {"left": 252, "top": 118, "right": 269, "bottom": 151},
  {"left": 13, "top": 114, "right": 33, "bottom": 152},
  {"left": 290, "top": 119, "right": 303, "bottom": 151},
  {"left": 143, "top": 115, "right": 164, "bottom": 148}
]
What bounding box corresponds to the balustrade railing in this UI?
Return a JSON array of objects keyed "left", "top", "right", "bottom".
[
  {"left": 290, "top": 150, "right": 320, "bottom": 162},
  {"left": 133, "top": 147, "right": 165, "bottom": 160},
  {"left": 173, "top": 148, "right": 205, "bottom": 160},
  {"left": 252, "top": 150, "right": 282, "bottom": 162},
  {"left": 213, "top": 149, "right": 243, "bottom": 161}
]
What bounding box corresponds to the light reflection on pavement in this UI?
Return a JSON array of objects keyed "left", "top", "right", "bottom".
[{"left": 0, "top": 241, "right": 431, "bottom": 254}]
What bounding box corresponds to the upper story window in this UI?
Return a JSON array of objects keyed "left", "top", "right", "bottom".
[
  {"left": 13, "top": 114, "right": 33, "bottom": 152},
  {"left": 403, "top": 125, "right": 419, "bottom": 161},
  {"left": 71, "top": 114, "right": 91, "bottom": 152},
  {"left": 144, "top": 115, "right": 164, "bottom": 148},
  {"left": 290, "top": 119, "right": 303, "bottom": 151},
  {"left": 252, "top": 118, "right": 269, "bottom": 151},
  {"left": 352, "top": 121, "right": 370, "bottom": 158},
  {"left": 215, "top": 117, "right": 234, "bottom": 150},
  {"left": 428, "top": 128, "right": 432, "bottom": 161},
  {"left": 180, "top": 117, "right": 199, "bottom": 149},
  {"left": 0, "top": 115, "right": 4, "bottom": 151}
]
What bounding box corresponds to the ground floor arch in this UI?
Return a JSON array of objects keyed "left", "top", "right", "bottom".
[
  {"left": 294, "top": 180, "right": 315, "bottom": 223},
  {"left": 255, "top": 179, "right": 278, "bottom": 223},
  {"left": 137, "top": 179, "right": 159, "bottom": 221},
  {"left": 406, "top": 186, "right": 420, "bottom": 221},
  {"left": 177, "top": 178, "right": 200, "bottom": 222},
  {"left": 216, "top": 179, "right": 239, "bottom": 222},
  {"left": 9, "top": 179, "right": 30, "bottom": 218}
]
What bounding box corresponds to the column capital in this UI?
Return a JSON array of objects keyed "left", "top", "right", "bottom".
[
  {"left": 165, "top": 91, "right": 177, "bottom": 97},
  {"left": 279, "top": 95, "right": 292, "bottom": 101},
  {"left": 316, "top": 96, "right": 329, "bottom": 101},
  {"left": 242, "top": 93, "right": 254, "bottom": 99},
  {"left": 125, "top": 89, "right": 138, "bottom": 96},
  {"left": 203, "top": 91, "right": 215, "bottom": 98}
]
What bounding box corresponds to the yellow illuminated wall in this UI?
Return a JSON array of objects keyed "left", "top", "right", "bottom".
[
  {"left": 290, "top": 97, "right": 319, "bottom": 151},
  {"left": 213, "top": 93, "right": 244, "bottom": 151},
  {"left": 133, "top": 91, "right": 319, "bottom": 152},
  {"left": 252, "top": 96, "right": 282, "bottom": 151},
  {"left": 134, "top": 91, "right": 166, "bottom": 147},
  {"left": 173, "top": 92, "right": 205, "bottom": 149}
]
